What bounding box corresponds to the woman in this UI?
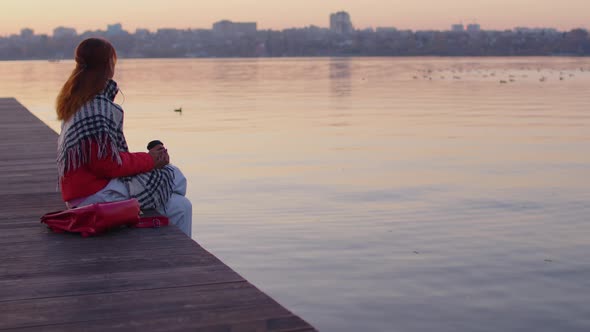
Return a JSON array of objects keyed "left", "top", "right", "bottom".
[{"left": 56, "top": 38, "right": 192, "bottom": 236}]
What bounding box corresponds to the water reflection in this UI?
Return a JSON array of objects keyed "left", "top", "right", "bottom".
[
  {"left": 329, "top": 57, "right": 352, "bottom": 97},
  {"left": 211, "top": 59, "right": 259, "bottom": 82}
]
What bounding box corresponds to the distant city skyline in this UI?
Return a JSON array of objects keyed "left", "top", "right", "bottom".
[
  {"left": 1, "top": 0, "right": 589, "bottom": 36},
  {"left": 3, "top": 15, "right": 588, "bottom": 60}
]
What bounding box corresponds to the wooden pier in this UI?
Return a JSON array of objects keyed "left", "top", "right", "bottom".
[{"left": 0, "top": 98, "right": 316, "bottom": 331}]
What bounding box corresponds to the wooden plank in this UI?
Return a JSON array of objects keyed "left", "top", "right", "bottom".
[
  {"left": 0, "top": 282, "right": 277, "bottom": 329},
  {"left": 0, "top": 98, "right": 316, "bottom": 331},
  {"left": 18, "top": 318, "right": 314, "bottom": 332},
  {"left": 0, "top": 264, "right": 245, "bottom": 302},
  {"left": 0, "top": 246, "right": 227, "bottom": 278},
  {"left": 0, "top": 192, "right": 64, "bottom": 218},
  {"left": 0, "top": 159, "right": 56, "bottom": 167},
  {"left": 0, "top": 181, "right": 61, "bottom": 195},
  {"left": 5, "top": 311, "right": 313, "bottom": 332},
  {"left": 0, "top": 226, "right": 190, "bottom": 246},
  {"left": 0, "top": 231, "right": 200, "bottom": 255}
]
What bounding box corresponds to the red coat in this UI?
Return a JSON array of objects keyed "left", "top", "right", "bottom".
[{"left": 60, "top": 141, "right": 154, "bottom": 202}]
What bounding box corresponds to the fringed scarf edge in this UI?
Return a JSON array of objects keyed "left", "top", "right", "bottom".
[{"left": 57, "top": 133, "right": 123, "bottom": 178}]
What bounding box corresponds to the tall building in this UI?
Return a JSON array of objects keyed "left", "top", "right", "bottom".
[
  {"left": 212, "top": 20, "right": 257, "bottom": 37},
  {"left": 107, "top": 23, "right": 124, "bottom": 35},
  {"left": 466, "top": 24, "right": 481, "bottom": 32},
  {"left": 53, "top": 26, "right": 77, "bottom": 38},
  {"left": 20, "top": 28, "right": 34, "bottom": 39},
  {"left": 451, "top": 24, "right": 464, "bottom": 32},
  {"left": 330, "top": 11, "right": 354, "bottom": 34}
]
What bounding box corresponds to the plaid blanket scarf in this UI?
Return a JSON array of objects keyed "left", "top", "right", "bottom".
[{"left": 57, "top": 79, "right": 175, "bottom": 209}]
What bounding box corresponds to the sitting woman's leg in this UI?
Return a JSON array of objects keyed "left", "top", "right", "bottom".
[
  {"left": 159, "top": 193, "right": 192, "bottom": 237},
  {"left": 76, "top": 179, "right": 130, "bottom": 207},
  {"left": 164, "top": 165, "right": 192, "bottom": 236},
  {"left": 169, "top": 165, "right": 187, "bottom": 196}
]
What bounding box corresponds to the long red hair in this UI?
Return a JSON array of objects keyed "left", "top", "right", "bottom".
[{"left": 56, "top": 38, "right": 117, "bottom": 121}]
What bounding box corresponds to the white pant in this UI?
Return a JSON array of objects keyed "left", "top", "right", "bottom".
[{"left": 76, "top": 166, "right": 192, "bottom": 237}]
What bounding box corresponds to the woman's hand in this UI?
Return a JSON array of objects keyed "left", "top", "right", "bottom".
[{"left": 149, "top": 145, "right": 169, "bottom": 169}]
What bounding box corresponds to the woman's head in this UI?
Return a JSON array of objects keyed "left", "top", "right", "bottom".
[
  {"left": 56, "top": 38, "right": 118, "bottom": 121},
  {"left": 74, "top": 38, "right": 117, "bottom": 78}
]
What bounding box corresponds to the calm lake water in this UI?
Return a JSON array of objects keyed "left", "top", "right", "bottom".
[{"left": 1, "top": 57, "right": 590, "bottom": 331}]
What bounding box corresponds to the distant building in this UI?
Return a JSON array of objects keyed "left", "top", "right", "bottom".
[
  {"left": 156, "top": 28, "right": 182, "bottom": 38},
  {"left": 301, "top": 25, "right": 330, "bottom": 40},
  {"left": 376, "top": 27, "right": 397, "bottom": 33},
  {"left": 107, "top": 23, "right": 124, "bottom": 35},
  {"left": 53, "top": 26, "right": 77, "bottom": 38},
  {"left": 330, "top": 11, "right": 354, "bottom": 34},
  {"left": 451, "top": 24, "right": 464, "bottom": 32},
  {"left": 135, "top": 28, "right": 151, "bottom": 38},
  {"left": 466, "top": 24, "right": 481, "bottom": 32},
  {"left": 20, "top": 28, "right": 34, "bottom": 39},
  {"left": 514, "top": 27, "right": 558, "bottom": 35},
  {"left": 212, "top": 20, "right": 257, "bottom": 37}
]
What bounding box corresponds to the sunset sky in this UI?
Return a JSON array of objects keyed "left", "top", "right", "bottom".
[{"left": 1, "top": 0, "right": 588, "bottom": 36}]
